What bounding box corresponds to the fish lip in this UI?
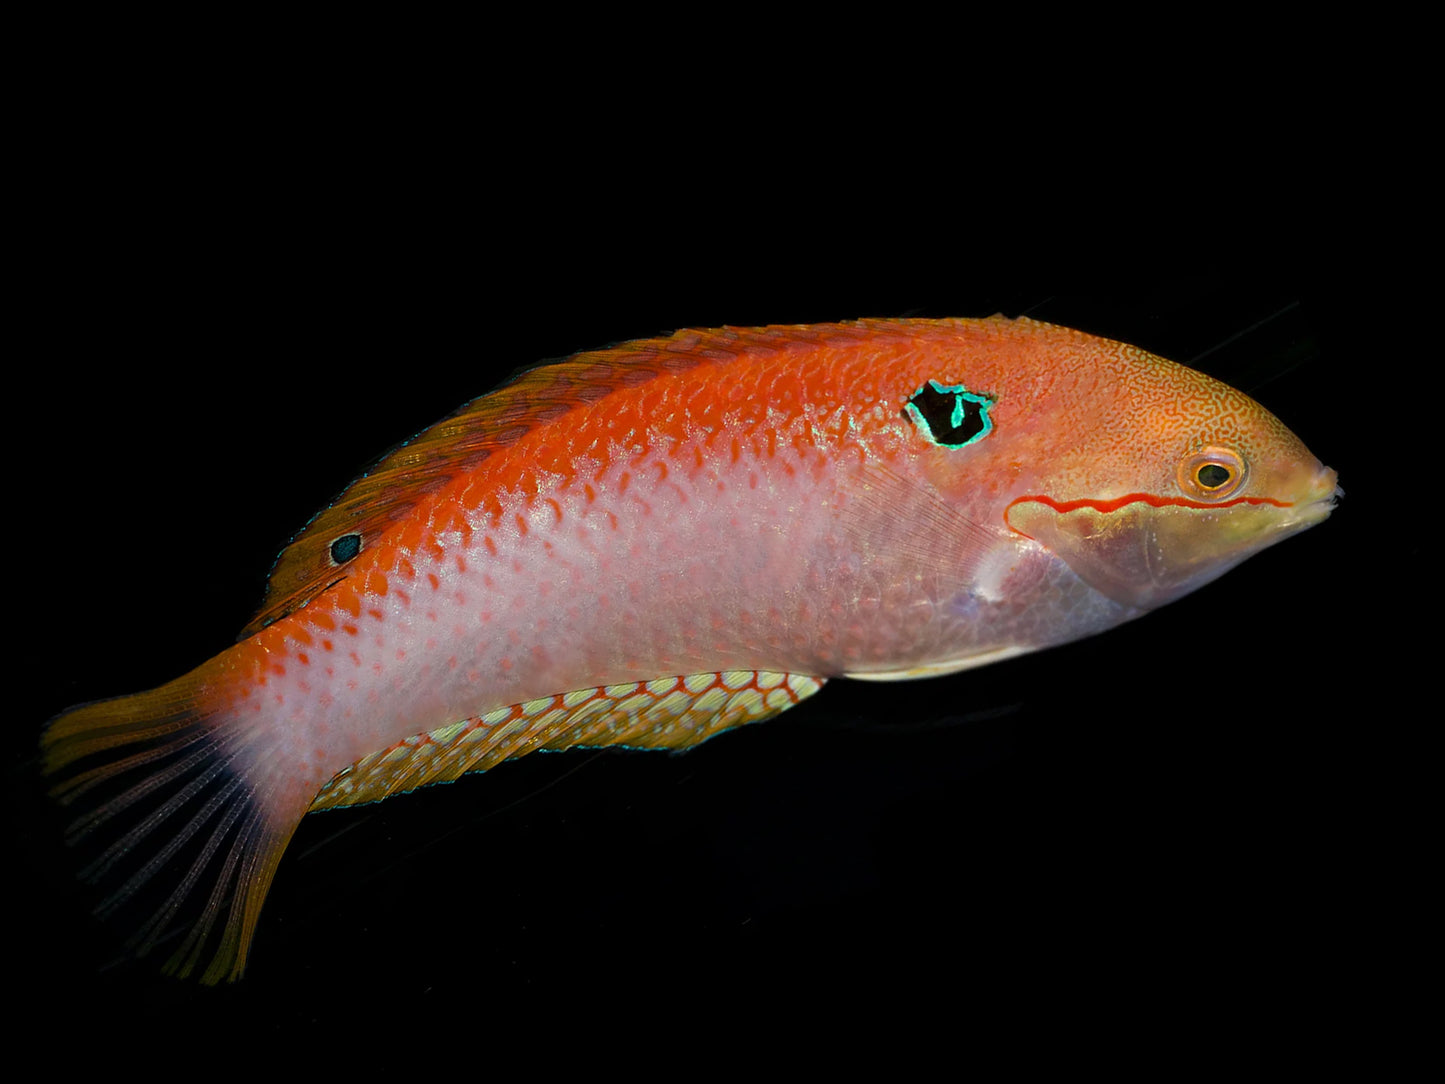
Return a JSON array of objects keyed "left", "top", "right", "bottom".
[{"left": 1291, "top": 471, "right": 1342, "bottom": 527}]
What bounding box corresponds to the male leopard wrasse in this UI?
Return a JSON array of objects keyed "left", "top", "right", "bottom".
[{"left": 43, "top": 315, "right": 1340, "bottom": 982}]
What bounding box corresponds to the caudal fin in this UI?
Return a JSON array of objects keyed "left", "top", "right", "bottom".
[{"left": 42, "top": 669, "right": 307, "bottom": 983}]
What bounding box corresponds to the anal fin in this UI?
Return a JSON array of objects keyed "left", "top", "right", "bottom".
[{"left": 310, "top": 671, "right": 826, "bottom": 811}]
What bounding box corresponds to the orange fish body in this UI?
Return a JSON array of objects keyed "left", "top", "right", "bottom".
[{"left": 43, "top": 316, "right": 1339, "bottom": 981}]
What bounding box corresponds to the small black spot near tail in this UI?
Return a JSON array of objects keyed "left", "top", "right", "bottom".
[{"left": 330, "top": 533, "right": 362, "bottom": 565}]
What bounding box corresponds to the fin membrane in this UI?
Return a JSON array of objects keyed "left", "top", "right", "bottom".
[
  {"left": 311, "top": 671, "right": 826, "bottom": 811},
  {"left": 42, "top": 675, "right": 307, "bottom": 984},
  {"left": 43, "top": 668, "right": 825, "bottom": 980}
]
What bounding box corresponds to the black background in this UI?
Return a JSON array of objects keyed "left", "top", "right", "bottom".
[{"left": 6, "top": 44, "right": 1422, "bottom": 1071}]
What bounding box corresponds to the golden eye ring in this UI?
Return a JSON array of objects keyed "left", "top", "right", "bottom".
[{"left": 1177, "top": 446, "right": 1247, "bottom": 501}]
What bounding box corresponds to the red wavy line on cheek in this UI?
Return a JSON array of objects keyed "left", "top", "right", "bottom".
[
  {"left": 1013, "top": 492, "right": 1291, "bottom": 514},
  {"left": 1003, "top": 492, "right": 1293, "bottom": 539}
]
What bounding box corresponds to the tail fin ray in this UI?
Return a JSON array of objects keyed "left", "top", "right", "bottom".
[{"left": 43, "top": 668, "right": 307, "bottom": 983}]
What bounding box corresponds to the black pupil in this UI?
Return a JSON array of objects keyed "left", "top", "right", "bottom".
[
  {"left": 1197, "top": 463, "right": 1231, "bottom": 489},
  {"left": 331, "top": 534, "right": 362, "bottom": 564}
]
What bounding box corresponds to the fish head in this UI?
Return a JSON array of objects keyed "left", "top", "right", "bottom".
[{"left": 998, "top": 350, "right": 1339, "bottom": 612}]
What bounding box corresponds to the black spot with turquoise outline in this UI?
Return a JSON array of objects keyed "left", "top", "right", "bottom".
[{"left": 903, "top": 380, "right": 995, "bottom": 448}]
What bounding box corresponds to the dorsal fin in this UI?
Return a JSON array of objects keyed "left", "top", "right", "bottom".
[{"left": 241, "top": 319, "right": 962, "bottom": 637}]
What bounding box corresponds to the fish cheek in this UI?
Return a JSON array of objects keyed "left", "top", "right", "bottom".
[
  {"left": 1004, "top": 501, "right": 1192, "bottom": 610},
  {"left": 1006, "top": 500, "right": 1299, "bottom": 610}
]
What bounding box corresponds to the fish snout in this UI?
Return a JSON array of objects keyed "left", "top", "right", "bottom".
[{"left": 1297, "top": 463, "right": 1341, "bottom": 524}]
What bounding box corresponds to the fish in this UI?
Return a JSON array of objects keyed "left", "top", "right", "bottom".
[{"left": 41, "top": 315, "right": 1340, "bottom": 982}]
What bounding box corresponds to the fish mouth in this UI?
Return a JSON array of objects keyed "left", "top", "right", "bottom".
[{"left": 1292, "top": 466, "right": 1341, "bottom": 528}]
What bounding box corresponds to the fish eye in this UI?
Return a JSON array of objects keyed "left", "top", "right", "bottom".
[
  {"left": 903, "top": 380, "right": 995, "bottom": 449},
  {"left": 1177, "top": 447, "right": 1247, "bottom": 501},
  {"left": 1197, "top": 463, "right": 1231, "bottom": 488}
]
